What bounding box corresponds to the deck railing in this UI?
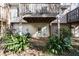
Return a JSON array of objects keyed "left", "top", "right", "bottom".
[
  {"left": 19, "top": 4, "right": 60, "bottom": 16},
  {"left": 67, "top": 7, "right": 79, "bottom": 23}
]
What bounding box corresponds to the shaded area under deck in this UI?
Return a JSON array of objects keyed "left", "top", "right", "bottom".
[{"left": 23, "top": 17, "right": 56, "bottom": 23}]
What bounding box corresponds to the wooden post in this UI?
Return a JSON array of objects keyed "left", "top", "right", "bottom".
[
  {"left": 7, "top": 4, "right": 11, "bottom": 29},
  {"left": 19, "top": 3, "right": 22, "bottom": 35},
  {"left": 1, "top": 21, "right": 3, "bottom": 37},
  {"left": 57, "top": 17, "right": 60, "bottom": 39},
  {"left": 0, "top": 22, "right": 1, "bottom": 37}
]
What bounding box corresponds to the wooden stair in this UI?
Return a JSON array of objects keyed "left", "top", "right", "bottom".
[{"left": 72, "top": 38, "right": 79, "bottom": 49}]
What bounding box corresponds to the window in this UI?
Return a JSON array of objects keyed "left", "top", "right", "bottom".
[{"left": 11, "top": 8, "right": 18, "bottom": 20}]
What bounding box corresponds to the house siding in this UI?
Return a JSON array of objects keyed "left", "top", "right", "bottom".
[{"left": 12, "top": 23, "right": 50, "bottom": 38}]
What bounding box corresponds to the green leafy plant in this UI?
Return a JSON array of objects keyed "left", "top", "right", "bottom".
[
  {"left": 4, "top": 33, "right": 30, "bottom": 53},
  {"left": 60, "top": 26, "right": 72, "bottom": 39},
  {"left": 46, "top": 35, "right": 62, "bottom": 55},
  {"left": 46, "top": 27, "right": 72, "bottom": 55}
]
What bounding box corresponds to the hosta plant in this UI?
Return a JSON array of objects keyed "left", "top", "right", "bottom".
[{"left": 4, "top": 34, "right": 30, "bottom": 53}]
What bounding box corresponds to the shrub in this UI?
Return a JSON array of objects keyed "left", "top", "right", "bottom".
[
  {"left": 4, "top": 34, "right": 30, "bottom": 53},
  {"left": 60, "top": 26, "right": 72, "bottom": 39},
  {"left": 46, "top": 27, "right": 72, "bottom": 55},
  {"left": 60, "top": 27, "right": 72, "bottom": 51}
]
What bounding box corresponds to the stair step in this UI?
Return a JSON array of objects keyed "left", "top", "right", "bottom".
[
  {"left": 72, "top": 40, "right": 79, "bottom": 43},
  {"left": 72, "top": 42, "right": 79, "bottom": 45},
  {"left": 72, "top": 41, "right": 79, "bottom": 49},
  {"left": 72, "top": 45, "right": 79, "bottom": 49},
  {"left": 72, "top": 38, "right": 79, "bottom": 40}
]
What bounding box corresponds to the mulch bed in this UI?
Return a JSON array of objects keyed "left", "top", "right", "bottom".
[
  {"left": 0, "top": 38, "right": 48, "bottom": 56},
  {"left": 0, "top": 44, "right": 48, "bottom": 56},
  {"left": 0, "top": 38, "right": 79, "bottom": 56}
]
